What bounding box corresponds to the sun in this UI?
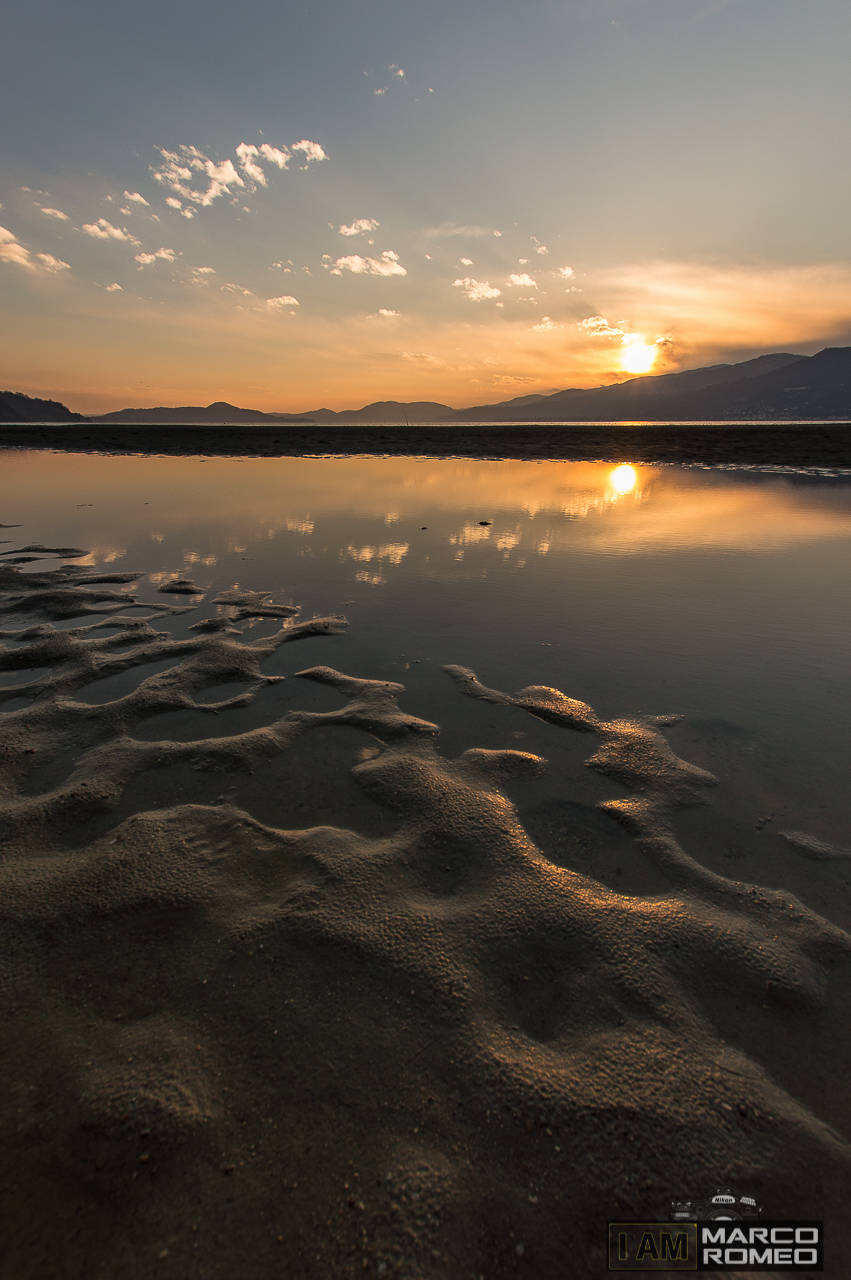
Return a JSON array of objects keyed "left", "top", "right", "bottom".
[{"left": 621, "top": 338, "right": 658, "bottom": 375}]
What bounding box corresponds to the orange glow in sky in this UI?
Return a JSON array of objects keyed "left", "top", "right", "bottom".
[{"left": 620, "top": 339, "right": 658, "bottom": 375}]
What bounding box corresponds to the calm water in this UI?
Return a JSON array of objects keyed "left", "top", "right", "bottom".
[{"left": 3, "top": 449, "right": 851, "bottom": 856}]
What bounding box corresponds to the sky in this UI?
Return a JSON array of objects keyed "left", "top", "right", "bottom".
[{"left": 1, "top": 0, "right": 850, "bottom": 413}]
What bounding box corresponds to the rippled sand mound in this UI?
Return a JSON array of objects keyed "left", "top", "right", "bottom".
[{"left": 1, "top": 548, "right": 849, "bottom": 1278}]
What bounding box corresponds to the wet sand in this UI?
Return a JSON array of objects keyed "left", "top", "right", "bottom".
[
  {"left": 2, "top": 420, "right": 851, "bottom": 466},
  {"left": 1, "top": 544, "right": 850, "bottom": 1278}
]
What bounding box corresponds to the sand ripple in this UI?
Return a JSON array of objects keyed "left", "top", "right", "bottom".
[{"left": 1, "top": 550, "right": 849, "bottom": 1278}]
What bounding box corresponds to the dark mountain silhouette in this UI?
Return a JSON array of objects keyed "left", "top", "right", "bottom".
[
  {"left": 451, "top": 352, "right": 811, "bottom": 420},
  {"left": 93, "top": 401, "right": 314, "bottom": 425},
  {"left": 302, "top": 400, "right": 455, "bottom": 424},
  {"left": 0, "top": 390, "right": 87, "bottom": 423},
  {"left": 2, "top": 348, "right": 850, "bottom": 427}
]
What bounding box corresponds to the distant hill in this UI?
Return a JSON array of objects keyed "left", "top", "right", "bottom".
[
  {"left": 451, "top": 352, "right": 813, "bottom": 421},
  {"left": 0, "top": 390, "right": 87, "bottom": 423},
  {"left": 303, "top": 400, "right": 455, "bottom": 424},
  {"left": 93, "top": 401, "right": 315, "bottom": 425},
  {"left": 3, "top": 348, "right": 850, "bottom": 428}
]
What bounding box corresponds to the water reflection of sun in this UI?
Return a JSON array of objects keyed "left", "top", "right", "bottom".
[{"left": 610, "top": 464, "right": 638, "bottom": 495}]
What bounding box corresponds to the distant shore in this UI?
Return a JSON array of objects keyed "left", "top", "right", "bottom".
[{"left": 2, "top": 420, "right": 851, "bottom": 466}]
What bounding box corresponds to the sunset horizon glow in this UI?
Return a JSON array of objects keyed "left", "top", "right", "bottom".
[{"left": 1, "top": 0, "right": 849, "bottom": 414}]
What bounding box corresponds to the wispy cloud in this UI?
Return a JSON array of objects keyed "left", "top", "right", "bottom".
[
  {"left": 123, "top": 190, "right": 150, "bottom": 207},
  {"left": 532, "top": 316, "right": 558, "bottom": 331},
  {"left": 258, "top": 143, "right": 291, "bottom": 169},
  {"left": 459, "top": 257, "right": 473, "bottom": 266},
  {"left": 104, "top": 282, "right": 123, "bottom": 291},
  {"left": 339, "top": 218, "right": 380, "bottom": 237},
  {"left": 579, "top": 314, "right": 627, "bottom": 339},
  {"left": 372, "top": 64, "right": 406, "bottom": 96},
  {"left": 425, "top": 223, "right": 502, "bottom": 239},
  {"left": 40, "top": 207, "right": 69, "bottom": 221},
  {"left": 292, "top": 139, "right": 327, "bottom": 165},
  {"left": 235, "top": 143, "right": 268, "bottom": 186},
  {"left": 557, "top": 265, "right": 575, "bottom": 280},
  {"left": 36, "top": 253, "right": 71, "bottom": 273},
  {"left": 189, "top": 266, "right": 216, "bottom": 285},
  {"left": 266, "top": 294, "right": 300, "bottom": 310},
  {"left": 329, "top": 250, "right": 407, "bottom": 277},
  {"left": 452, "top": 276, "right": 501, "bottom": 301},
  {"left": 377, "top": 308, "right": 400, "bottom": 318},
  {"left": 0, "top": 225, "right": 70, "bottom": 272},
  {"left": 532, "top": 237, "right": 549, "bottom": 255},
  {"left": 154, "top": 137, "right": 325, "bottom": 209},
  {"left": 134, "top": 247, "right": 177, "bottom": 267},
  {"left": 153, "top": 145, "right": 244, "bottom": 208},
  {"left": 507, "top": 272, "right": 537, "bottom": 288},
  {"left": 82, "top": 217, "right": 141, "bottom": 246}
]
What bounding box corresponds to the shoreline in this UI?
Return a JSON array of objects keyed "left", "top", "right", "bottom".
[{"left": 2, "top": 420, "right": 851, "bottom": 466}]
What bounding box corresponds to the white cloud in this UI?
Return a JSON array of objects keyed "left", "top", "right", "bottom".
[
  {"left": 123, "top": 190, "right": 150, "bottom": 207},
  {"left": 165, "top": 197, "right": 183, "bottom": 211},
  {"left": 105, "top": 282, "right": 123, "bottom": 291},
  {"left": 35, "top": 253, "right": 70, "bottom": 273},
  {"left": 189, "top": 266, "right": 215, "bottom": 285},
  {"left": 557, "top": 265, "right": 575, "bottom": 279},
  {"left": 377, "top": 308, "right": 400, "bottom": 318},
  {"left": 258, "top": 143, "right": 290, "bottom": 169},
  {"left": 459, "top": 257, "right": 473, "bottom": 266},
  {"left": 339, "top": 218, "right": 380, "bottom": 237},
  {"left": 155, "top": 138, "right": 323, "bottom": 207},
  {"left": 532, "top": 316, "right": 558, "bottom": 331},
  {"left": 330, "top": 249, "right": 407, "bottom": 277},
  {"left": 82, "top": 217, "right": 141, "bottom": 246},
  {"left": 532, "top": 237, "right": 549, "bottom": 255},
  {"left": 267, "top": 294, "right": 299, "bottom": 310},
  {"left": 292, "top": 139, "right": 327, "bottom": 164},
  {"left": 507, "top": 272, "right": 537, "bottom": 288},
  {"left": 424, "top": 223, "right": 503, "bottom": 239},
  {"left": 0, "top": 226, "right": 36, "bottom": 269},
  {"left": 235, "top": 143, "right": 267, "bottom": 186},
  {"left": 134, "top": 247, "right": 177, "bottom": 267},
  {"left": 220, "top": 281, "right": 254, "bottom": 296},
  {"left": 40, "top": 207, "right": 69, "bottom": 221},
  {"left": 579, "top": 314, "right": 626, "bottom": 339},
  {"left": 452, "top": 276, "right": 502, "bottom": 301},
  {"left": 0, "top": 225, "right": 69, "bottom": 273},
  {"left": 153, "top": 145, "right": 245, "bottom": 208}
]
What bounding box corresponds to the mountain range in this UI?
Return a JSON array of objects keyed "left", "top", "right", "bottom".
[{"left": 2, "top": 347, "right": 850, "bottom": 425}]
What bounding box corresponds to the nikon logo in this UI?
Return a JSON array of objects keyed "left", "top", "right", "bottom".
[{"left": 607, "top": 1220, "right": 823, "bottom": 1272}]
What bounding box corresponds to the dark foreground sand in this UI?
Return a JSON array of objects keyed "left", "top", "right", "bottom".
[
  {"left": 2, "top": 420, "right": 851, "bottom": 466},
  {"left": 1, "top": 544, "right": 849, "bottom": 1278}
]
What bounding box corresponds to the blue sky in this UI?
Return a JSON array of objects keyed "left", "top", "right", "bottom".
[{"left": 2, "top": 0, "right": 850, "bottom": 411}]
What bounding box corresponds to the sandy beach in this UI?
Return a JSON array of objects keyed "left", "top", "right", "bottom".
[
  {"left": 2, "top": 420, "right": 851, "bottom": 467},
  {"left": 2, "top": 484, "right": 850, "bottom": 1279}
]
